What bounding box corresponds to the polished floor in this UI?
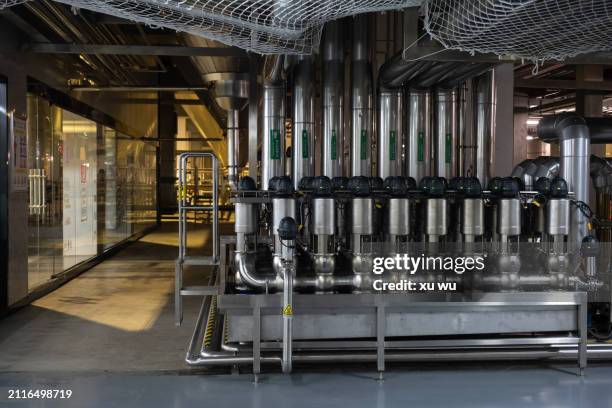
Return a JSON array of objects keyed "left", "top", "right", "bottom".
[
  {"left": 2, "top": 365, "right": 612, "bottom": 407},
  {"left": 2, "top": 221, "right": 612, "bottom": 407}
]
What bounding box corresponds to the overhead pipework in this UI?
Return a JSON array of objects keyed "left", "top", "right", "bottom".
[
  {"left": 321, "top": 20, "right": 344, "bottom": 179},
  {"left": 377, "top": 88, "right": 403, "bottom": 179},
  {"left": 292, "top": 55, "right": 315, "bottom": 189},
  {"left": 181, "top": 11, "right": 610, "bottom": 377},
  {"left": 350, "top": 13, "right": 374, "bottom": 177},
  {"left": 205, "top": 73, "right": 249, "bottom": 190},
  {"left": 262, "top": 55, "right": 286, "bottom": 190}
]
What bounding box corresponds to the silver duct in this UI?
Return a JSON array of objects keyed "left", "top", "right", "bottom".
[
  {"left": 433, "top": 88, "right": 455, "bottom": 179},
  {"left": 537, "top": 114, "right": 591, "bottom": 248},
  {"left": 321, "top": 21, "right": 344, "bottom": 178},
  {"left": 406, "top": 88, "right": 430, "bottom": 181},
  {"left": 225, "top": 110, "right": 240, "bottom": 189},
  {"left": 456, "top": 83, "right": 472, "bottom": 177},
  {"left": 377, "top": 89, "right": 403, "bottom": 179},
  {"left": 350, "top": 14, "right": 373, "bottom": 177},
  {"left": 205, "top": 73, "right": 249, "bottom": 190},
  {"left": 473, "top": 70, "right": 496, "bottom": 186},
  {"left": 292, "top": 56, "right": 315, "bottom": 189},
  {"left": 262, "top": 81, "right": 286, "bottom": 190}
]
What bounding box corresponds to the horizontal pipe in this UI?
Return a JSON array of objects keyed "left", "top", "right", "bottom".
[{"left": 188, "top": 346, "right": 612, "bottom": 366}]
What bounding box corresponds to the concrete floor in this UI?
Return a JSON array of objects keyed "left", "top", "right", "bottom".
[
  {"left": 2, "top": 366, "right": 612, "bottom": 407},
  {"left": 2, "top": 220, "right": 612, "bottom": 407},
  {"left": 0, "top": 220, "right": 220, "bottom": 373}
]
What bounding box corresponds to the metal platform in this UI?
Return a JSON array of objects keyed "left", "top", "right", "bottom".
[{"left": 218, "top": 291, "right": 587, "bottom": 373}]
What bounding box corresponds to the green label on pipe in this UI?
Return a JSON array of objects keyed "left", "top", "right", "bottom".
[
  {"left": 270, "top": 129, "right": 281, "bottom": 160},
  {"left": 445, "top": 132, "right": 452, "bottom": 164},
  {"left": 418, "top": 131, "right": 425, "bottom": 162},
  {"left": 331, "top": 129, "right": 337, "bottom": 160},
  {"left": 302, "top": 129, "right": 309, "bottom": 159},
  {"left": 389, "top": 130, "right": 397, "bottom": 161},
  {"left": 360, "top": 129, "right": 367, "bottom": 160}
]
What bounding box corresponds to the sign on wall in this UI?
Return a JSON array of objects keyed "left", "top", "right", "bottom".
[{"left": 9, "top": 112, "right": 28, "bottom": 193}]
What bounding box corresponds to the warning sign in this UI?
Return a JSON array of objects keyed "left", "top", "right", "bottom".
[{"left": 282, "top": 304, "right": 293, "bottom": 317}]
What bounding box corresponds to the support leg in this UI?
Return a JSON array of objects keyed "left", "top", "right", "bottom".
[
  {"left": 376, "top": 303, "right": 385, "bottom": 379},
  {"left": 578, "top": 298, "right": 588, "bottom": 376},
  {"left": 253, "top": 305, "right": 261, "bottom": 378},
  {"left": 175, "top": 260, "right": 183, "bottom": 326}
]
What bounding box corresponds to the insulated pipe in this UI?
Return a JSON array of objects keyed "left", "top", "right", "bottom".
[
  {"left": 377, "top": 89, "right": 403, "bottom": 178},
  {"left": 455, "top": 84, "right": 468, "bottom": 177},
  {"left": 262, "top": 81, "right": 286, "bottom": 190},
  {"left": 292, "top": 56, "right": 315, "bottom": 188},
  {"left": 434, "top": 88, "right": 455, "bottom": 179},
  {"left": 226, "top": 109, "right": 240, "bottom": 189},
  {"left": 321, "top": 21, "right": 344, "bottom": 178},
  {"left": 537, "top": 114, "right": 591, "bottom": 249},
  {"left": 406, "top": 88, "right": 430, "bottom": 181},
  {"left": 539, "top": 116, "right": 612, "bottom": 144},
  {"left": 473, "top": 71, "right": 495, "bottom": 187},
  {"left": 350, "top": 14, "right": 373, "bottom": 176}
]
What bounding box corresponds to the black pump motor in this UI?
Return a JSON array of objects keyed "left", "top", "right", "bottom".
[
  {"left": 420, "top": 176, "right": 447, "bottom": 197},
  {"left": 348, "top": 176, "right": 371, "bottom": 197}
]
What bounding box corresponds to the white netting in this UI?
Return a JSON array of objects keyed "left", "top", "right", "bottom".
[
  {"left": 0, "top": 0, "right": 27, "bottom": 7},
  {"left": 1, "top": 0, "right": 422, "bottom": 54},
  {"left": 423, "top": 0, "right": 612, "bottom": 62}
]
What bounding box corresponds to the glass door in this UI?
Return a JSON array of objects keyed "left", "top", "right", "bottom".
[{"left": 26, "top": 95, "right": 64, "bottom": 289}]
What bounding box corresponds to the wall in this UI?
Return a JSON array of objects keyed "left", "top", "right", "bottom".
[{"left": 0, "top": 51, "right": 159, "bottom": 306}]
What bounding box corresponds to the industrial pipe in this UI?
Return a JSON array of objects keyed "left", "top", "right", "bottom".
[
  {"left": 377, "top": 89, "right": 403, "bottom": 178},
  {"left": 321, "top": 21, "right": 344, "bottom": 178},
  {"left": 262, "top": 81, "right": 286, "bottom": 190},
  {"left": 292, "top": 56, "right": 315, "bottom": 189},
  {"left": 226, "top": 109, "right": 240, "bottom": 189},
  {"left": 537, "top": 114, "right": 591, "bottom": 248},
  {"left": 350, "top": 14, "right": 373, "bottom": 177},
  {"left": 406, "top": 88, "right": 430, "bottom": 181},
  {"left": 434, "top": 88, "right": 455, "bottom": 179},
  {"left": 473, "top": 71, "right": 496, "bottom": 187}
]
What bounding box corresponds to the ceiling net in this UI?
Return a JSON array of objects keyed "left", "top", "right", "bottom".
[
  {"left": 423, "top": 0, "right": 612, "bottom": 62},
  {"left": 0, "top": 0, "right": 422, "bottom": 54}
]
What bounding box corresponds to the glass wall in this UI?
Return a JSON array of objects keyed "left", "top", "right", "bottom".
[{"left": 27, "top": 93, "right": 157, "bottom": 291}]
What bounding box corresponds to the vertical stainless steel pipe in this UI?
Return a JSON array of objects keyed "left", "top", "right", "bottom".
[
  {"left": 560, "top": 123, "right": 591, "bottom": 249},
  {"left": 351, "top": 14, "right": 373, "bottom": 177},
  {"left": 262, "top": 81, "right": 286, "bottom": 190},
  {"left": 377, "top": 89, "right": 403, "bottom": 179},
  {"left": 474, "top": 71, "right": 496, "bottom": 186},
  {"left": 227, "top": 109, "right": 240, "bottom": 190},
  {"left": 322, "top": 21, "right": 344, "bottom": 178},
  {"left": 292, "top": 56, "right": 315, "bottom": 189},
  {"left": 406, "top": 88, "right": 430, "bottom": 182},
  {"left": 281, "top": 256, "right": 293, "bottom": 374},
  {"left": 434, "top": 88, "right": 455, "bottom": 179}
]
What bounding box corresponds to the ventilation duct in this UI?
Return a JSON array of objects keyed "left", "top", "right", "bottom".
[{"left": 205, "top": 73, "right": 249, "bottom": 190}]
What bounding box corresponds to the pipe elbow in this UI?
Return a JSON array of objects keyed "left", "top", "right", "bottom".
[
  {"left": 235, "top": 251, "right": 271, "bottom": 289},
  {"left": 537, "top": 113, "right": 588, "bottom": 142}
]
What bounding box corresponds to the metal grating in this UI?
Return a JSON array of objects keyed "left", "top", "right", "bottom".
[
  {"left": 423, "top": 0, "right": 612, "bottom": 62},
  {"left": 0, "top": 0, "right": 422, "bottom": 54}
]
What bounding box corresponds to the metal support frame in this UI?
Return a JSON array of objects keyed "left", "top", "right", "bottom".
[
  {"left": 175, "top": 152, "right": 221, "bottom": 326},
  {"left": 188, "top": 237, "right": 591, "bottom": 374}
]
